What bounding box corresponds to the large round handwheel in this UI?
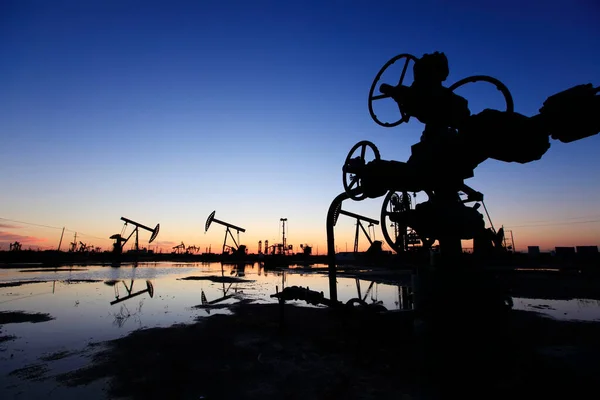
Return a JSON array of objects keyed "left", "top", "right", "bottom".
[
  {"left": 380, "top": 190, "right": 412, "bottom": 253},
  {"left": 449, "top": 75, "right": 514, "bottom": 113},
  {"left": 342, "top": 141, "right": 380, "bottom": 201},
  {"left": 368, "top": 53, "right": 418, "bottom": 128},
  {"left": 380, "top": 190, "right": 435, "bottom": 253}
]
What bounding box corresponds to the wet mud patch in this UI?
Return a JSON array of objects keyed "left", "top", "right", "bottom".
[
  {"left": 0, "top": 311, "right": 55, "bottom": 324},
  {"left": 0, "top": 280, "right": 49, "bottom": 288},
  {"left": 55, "top": 304, "right": 600, "bottom": 400},
  {"left": 0, "top": 334, "right": 17, "bottom": 343},
  {"left": 529, "top": 304, "right": 556, "bottom": 310},
  {"left": 62, "top": 279, "right": 102, "bottom": 284},
  {"left": 9, "top": 363, "right": 50, "bottom": 381},
  {"left": 192, "top": 297, "right": 256, "bottom": 311},
  {"left": 57, "top": 303, "right": 419, "bottom": 399},
  {"left": 40, "top": 350, "right": 77, "bottom": 362},
  {"left": 179, "top": 275, "right": 253, "bottom": 283},
  {"left": 19, "top": 268, "right": 89, "bottom": 273},
  {"left": 0, "top": 279, "right": 100, "bottom": 288}
]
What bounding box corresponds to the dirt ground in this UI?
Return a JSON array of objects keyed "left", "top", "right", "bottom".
[{"left": 53, "top": 301, "right": 600, "bottom": 400}]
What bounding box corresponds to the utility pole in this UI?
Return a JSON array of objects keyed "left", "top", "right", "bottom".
[{"left": 57, "top": 227, "right": 65, "bottom": 251}]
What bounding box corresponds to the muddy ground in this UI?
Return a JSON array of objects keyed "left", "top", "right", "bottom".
[
  {"left": 4, "top": 267, "right": 600, "bottom": 399},
  {"left": 0, "top": 311, "right": 55, "bottom": 325},
  {"left": 0, "top": 311, "right": 55, "bottom": 343},
  {"left": 51, "top": 302, "right": 600, "bottom": 400},
  {"left": 0, "top": 280, "right": 47, "bottom": 288},
  {"left": 179, "top": 276, "right": 254, "bottom": 283},
  {"left": 0, "top": 279, "right": 101, "bottom": 288}
]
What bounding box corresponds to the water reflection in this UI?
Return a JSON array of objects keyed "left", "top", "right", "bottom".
[
  {"left": 106, "top": 279, "right": 155, "bottom": 305},
  {"left": 111, "top": 299, "right": 146, "bottom": 328},
  {"left": 221, "top": 261, "right": 250, "bottom": 277},
  {"left": 99, "top": 278, "right": 155, "bottom": 329},
  {"left": 266, "top": 269, "right": 414, "bottom": 311},
  {"left": 349, "top": 279, "right": 414, "bottom": 310},
  {"left": 398, "top": 285, "right": 414, "bottom": 310},
  {"left": 1, "top": 263, "right": 599, "bottom": 344},
  {"left": 513, "top": 297, "right": 600, "bottom": 321},
  {"left": 197, "top": 263, "right": 248, "bottom": 313},
  {"left": 1, "top": 261, "right": 600, "bottom": 387}
]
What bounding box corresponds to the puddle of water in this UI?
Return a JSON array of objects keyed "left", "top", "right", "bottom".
[
  {"left": 2, "top": 261, "right": 600, "bottom": 397},
  {"left": 513, "top": 297, "right": 600, "bottom": 322},
  {"left": 0, "top": 262, "right": 408, "bottom": 380}
]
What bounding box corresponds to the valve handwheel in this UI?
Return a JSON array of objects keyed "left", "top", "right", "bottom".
[
  {"left": 449, "top": 75, "right": 514, "bottom": 113},
  {"left": 368, "top": 53, "right": 418, "bottom": 128},
  {"left": 342, "top": 140, "right": 381, "bottom": 201},
  {"left": 380, "top": 190, "right": 411, "bottom": 253},
  {"left": 380, "top": 190, "right": 435, "bottom": 253}
]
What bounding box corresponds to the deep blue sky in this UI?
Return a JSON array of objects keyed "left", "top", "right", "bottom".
[{"left": 1, "top": 0, "right": 599, "bottom": 252}]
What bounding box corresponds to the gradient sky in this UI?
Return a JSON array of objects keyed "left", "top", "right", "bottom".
[{"left": 1, "top": 0, "right": 599, "bottom": 253}]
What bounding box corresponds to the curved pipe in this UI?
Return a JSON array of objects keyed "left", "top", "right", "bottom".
[{"left": 326, "top": 191, "right": 353, "bottom": 303}]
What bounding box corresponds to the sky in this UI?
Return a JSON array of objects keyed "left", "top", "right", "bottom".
[{"left": 1, "top": 0, "right": 599, "bottom": 254}]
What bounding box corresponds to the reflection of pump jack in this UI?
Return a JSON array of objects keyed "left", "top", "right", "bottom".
[
  {"left": 355, "top": 278, "right": 376, "bottom": 302},
  {"left": 231, "top": 263, "right": 246, "bottom": 277},
  {"left": 199, "top": 264, "right": 243, "bottom": 310},
  {"left": 110, "top": 279, "right": 155, "bottom": 305},
  {"left": 344, "top": 278, "right": 387, "bottom": 310}
]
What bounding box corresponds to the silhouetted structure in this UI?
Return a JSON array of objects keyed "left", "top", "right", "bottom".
[
  {"left": 111, "top": 217, "right": 160, "bottom": 255},
  {"left": 327, "top": 51, "right": 599, "bottom": 303},
  {"left": 267, "top": 218, "right": 293, "bottom": 255},
  {"left": 172, "top": 242, "right": 186, "bottom": 254},
  {"left": 332, "top": 204, "right": 379, "bottom": 253},
  {"left": 356, "top": 51, "right": 598, "bottom": 261},
  {"left": 204, "top": 210, "right": 246, "bottom": 256}
]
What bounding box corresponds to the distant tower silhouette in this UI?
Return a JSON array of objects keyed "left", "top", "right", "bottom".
[{"left": 280, "top": 218, "right": 288, "bottom": 255}]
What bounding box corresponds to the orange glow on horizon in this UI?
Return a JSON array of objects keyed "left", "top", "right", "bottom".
[{"left": 1, "top": 217, "right": 598, "bottom": 254}]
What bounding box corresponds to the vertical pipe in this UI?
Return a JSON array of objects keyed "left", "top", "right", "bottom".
[
  {"left": 354, "top": 221, "right": 360, "bottom": 253},
  {"left": 327, "top": 192, "right": 351, "bottom": 303}
]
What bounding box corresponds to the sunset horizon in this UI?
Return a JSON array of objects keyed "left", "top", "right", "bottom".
[{"left": 2, "top": 1, "right": 598, "bottom": 257}]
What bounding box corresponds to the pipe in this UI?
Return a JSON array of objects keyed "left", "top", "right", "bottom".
[{"left": 326, "top": 191, "right": 352, "bottom": 303}]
